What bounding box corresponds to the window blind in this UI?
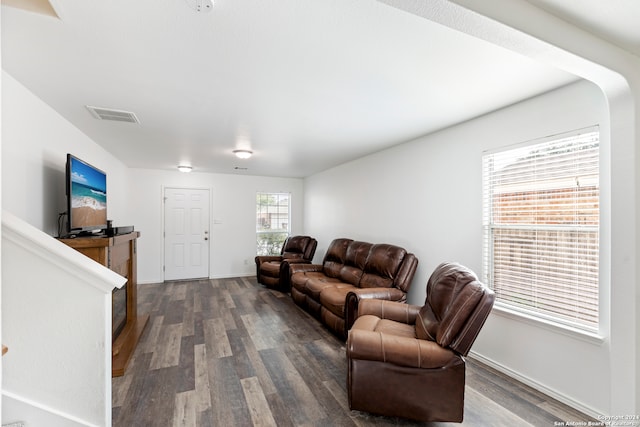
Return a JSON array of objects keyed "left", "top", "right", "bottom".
[{"left": 482, "top": 127, "right": 599, "bottom": 331}]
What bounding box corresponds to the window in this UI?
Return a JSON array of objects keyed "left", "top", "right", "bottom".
[
  {"left": 482, "top": 126, "right": 599, "bottom": 332},
  {"left": 256, "top": 192, "right": 291, "bottom": 256}
]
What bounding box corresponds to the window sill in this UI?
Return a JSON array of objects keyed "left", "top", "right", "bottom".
[{"left": 491, "top": 303, "right": 606, "bottom": 345}]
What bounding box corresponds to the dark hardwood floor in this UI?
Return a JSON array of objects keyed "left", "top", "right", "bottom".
[{"left": 112, "top": 276, "right": 596, "bottom": 426}]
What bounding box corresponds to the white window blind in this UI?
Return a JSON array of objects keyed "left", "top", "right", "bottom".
[{"left": 482, "top": 127, "right": 599, "bottom": 332}]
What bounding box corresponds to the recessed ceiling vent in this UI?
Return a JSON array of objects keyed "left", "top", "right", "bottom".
[{"left": 86, "top": 105, "right": 140, "bottom": 124}]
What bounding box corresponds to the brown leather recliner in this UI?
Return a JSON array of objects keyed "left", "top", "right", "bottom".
[
  {"left": 255, "top": 235, "right": 317, "bottom": 291},
  {"left": 346, "top": 262, "right": 495, "bottom": 422}
]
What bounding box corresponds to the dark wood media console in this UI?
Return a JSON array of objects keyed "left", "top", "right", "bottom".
[{"left": 59, "top": 231, "right": 148, "bottom": 377}]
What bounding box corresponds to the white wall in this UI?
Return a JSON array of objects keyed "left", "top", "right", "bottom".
[
  {"left": 304, "top": 80, "right": 616, "bottom": 415},
  {"left": 417, "top": 0, "right": 639, "bottom": 415},
  {"left": 1, "top": 71, "right": 131, "bottom": 236},
  {"left": 2, "top": 213, "right": 125, "bottom": 427},
  {"left": 126, "top": 168, "right": 303, "bottom": 283},
  {"left": 0, "top": 71, "right": 305, "bottom": 284}
]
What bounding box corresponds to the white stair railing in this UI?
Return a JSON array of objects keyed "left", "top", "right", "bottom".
[{"left": 1, "top": 211, "right": 126, "bottom": 427}]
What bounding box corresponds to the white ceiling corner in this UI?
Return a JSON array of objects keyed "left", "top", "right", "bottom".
[{"left": 523, "top": 0, "right": 640, "bottom": 57}]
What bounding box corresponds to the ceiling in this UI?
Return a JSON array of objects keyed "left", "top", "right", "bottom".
[
  {"left": 524, "top": 0, "right": 640, "bottom": 57},
  {"left": 1, "top": 0, "right": 636, "bottom": 178}
]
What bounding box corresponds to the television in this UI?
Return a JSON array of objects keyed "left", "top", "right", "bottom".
[{"left": 66, "top": 153, "right": 107, "bottom": 235}]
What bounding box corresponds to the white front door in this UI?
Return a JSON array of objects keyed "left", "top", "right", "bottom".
[{"left": 164, "top": 187, "right": 210, "bottom": 281}]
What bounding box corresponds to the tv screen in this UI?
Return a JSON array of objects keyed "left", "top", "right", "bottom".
[{"left": 66, "top": 154, "right": 107, "bottom": 234}]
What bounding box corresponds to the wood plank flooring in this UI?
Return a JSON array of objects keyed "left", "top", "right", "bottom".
[{"left": 113, "top": 276, "right": 596, "bottom": 426}]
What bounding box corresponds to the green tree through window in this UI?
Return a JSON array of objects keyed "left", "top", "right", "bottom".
[{"left": 256, "top": 192, "right": 290, "bottom": 255}]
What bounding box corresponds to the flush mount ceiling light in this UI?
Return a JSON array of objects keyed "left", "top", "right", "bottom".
[
  {"left": 233, "top": 149, "right": 253, "bottom": 159},
  {"left": 177, "top": 165, "right": 193, "bottom": 173}
]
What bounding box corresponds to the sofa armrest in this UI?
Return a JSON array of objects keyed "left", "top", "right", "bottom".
[
  {"left": 394, "top": 253, "right": 419, "bottom": 293},
  {"left": 278, "top": 259, "right": 313, "bottom": 291},
  {"left": 347, "top": 323, "right": 461, "bottom": 369},
  {"left": 284, "top": 258, "right": 312, "bottom": 265},
  {"left": 357, "top": 299, "right": 422, "bottom": 325},
  {"left": 255, "top": 255, "right": 283, "bottom": 264},
  {"left": 344, "top": 287, "right": 406, "bottom": 332},
  {"left": 289, "top": 263, "right": 324, "bottom": 275},
  {"left": 349, "top": 287, "right": 406, "bottom": 301},
  {"left": 255, "top": 255, "right": 283, "bottom": 277}
]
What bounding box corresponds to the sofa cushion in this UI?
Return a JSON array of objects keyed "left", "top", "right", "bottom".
[
  {"left": 373, "top": 318, "right": 416, "bottom": 339},
  {"left": 338, "top": 241, "right": 372, "bottom": 285},
  {"left": 320, "top": 284, "right": 356, "bottom": 317},
  {"left": 305, "top": 277, "right": 341, "bottom": 300},
  {"left": 415, "top": 262, "right": 484, "bottom": 348},
  {"left": 322, "top": 238, "right": 353, "bottom": 278},
  {"left": 282, "top": 235, "right": 311, "bottom": 255},
  {"left": 348, "top": 317, "right": 459, "bottom": 369},
  {"left": 360, "top": 244, "right": 407, "bottom": 288},
  {"left": 291, "top": 271, "right": 337, "bottom": 294},
  {"left": 321, "top": 307, "right": 345, "bottom": 335}
]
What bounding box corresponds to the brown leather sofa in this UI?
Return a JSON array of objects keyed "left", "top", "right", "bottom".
[
  {"left": 289, "top": 238, "right": 418, "bottom": 339},
  {"left": 346, "top": 262, "right": 495, "bottom": 422},
  {"left": 255, "top": 235, "right": 317, "bottom": 291}
]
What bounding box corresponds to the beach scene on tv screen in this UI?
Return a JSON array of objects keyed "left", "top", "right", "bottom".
[{"left": 70, "top": 158, "right": 107, "bottom": 229}]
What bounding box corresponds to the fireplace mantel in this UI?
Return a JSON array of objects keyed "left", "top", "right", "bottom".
[{"left": 59, "top": 231, "right": 148, "bottom": 376}]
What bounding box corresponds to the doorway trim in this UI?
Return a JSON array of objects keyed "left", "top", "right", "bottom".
[{"left": 162, "top": 185, "right": 212, "bottom": 281}]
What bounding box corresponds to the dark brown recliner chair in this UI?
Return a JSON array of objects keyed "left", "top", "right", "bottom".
[
  {"left": 346, "top": 262, "right": 495, "bottom": 423},
  {"left": 255, "top": 235, "right": 317, "bottom": 291}
]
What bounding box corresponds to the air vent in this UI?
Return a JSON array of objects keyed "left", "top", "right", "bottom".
[{"left": 86, "top": 106, "right": 140, "bottom": 124}]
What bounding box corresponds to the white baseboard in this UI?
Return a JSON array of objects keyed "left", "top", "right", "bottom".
[
  {"left": 138, "top": 273, "right": 255, "bottom": 285},
  {"left": 468, "top": 351, "right": 602, "bottom": 420},
  {"left": 209, "top": 273, "right": 255, "bottom": 279}
]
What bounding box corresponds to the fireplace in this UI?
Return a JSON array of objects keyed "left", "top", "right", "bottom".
[
  {"left": 112, "top": 285, "right": 127, "bottom": 341},
  {"left": 58, "top": 231, "right": 148, "bottom": 376}
]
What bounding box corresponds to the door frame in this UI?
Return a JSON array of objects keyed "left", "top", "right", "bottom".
[{"left": 162, "top": 185, "right": 213, "bottom": 282}]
